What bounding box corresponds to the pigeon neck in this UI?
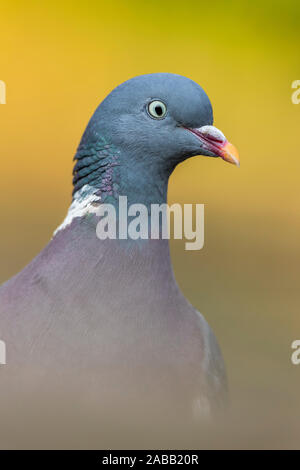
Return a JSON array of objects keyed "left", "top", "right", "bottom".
[
  {"left": 55, "top": 145, "right": 170, "bottom": 237},
  {"left": 72, "top": 136, "right": 120, "bottom": 199},
  {"left": 72, "top": 140, "right": 170, "bottom": 210},
  {"left": 118, "top": 160, "right": 169, "bottom": 209}
]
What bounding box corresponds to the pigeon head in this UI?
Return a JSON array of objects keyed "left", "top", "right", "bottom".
[{"left": 73, "top": 73, "right": 239, "bottom": 205}]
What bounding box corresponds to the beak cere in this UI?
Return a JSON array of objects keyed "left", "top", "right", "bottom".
[{"left": 187, "top": 125, "right": 240, "bottom": 167}]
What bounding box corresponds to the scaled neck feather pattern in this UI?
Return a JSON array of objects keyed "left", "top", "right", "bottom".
[
  {"left": 72, "top": 135, "right": 121, "bottom": 200},
  {"left": 54, "top": 136, "right": 121, "bottom": 235},
  {"left": 54, "top": 133, "right": 170, "bottom": 236}
]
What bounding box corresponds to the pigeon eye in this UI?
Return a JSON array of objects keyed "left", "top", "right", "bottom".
[{"left": 147, "top": 100, "right": 167, "bottom": 119}]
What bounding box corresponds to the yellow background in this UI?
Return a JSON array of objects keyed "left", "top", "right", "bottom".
[{"left": 0, "top": 0, "right": 300, "bottom": 448}]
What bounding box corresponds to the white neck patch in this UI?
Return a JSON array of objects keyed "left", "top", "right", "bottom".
[{"left": 53, "top": 185, "right": 101, "bottom": 237}]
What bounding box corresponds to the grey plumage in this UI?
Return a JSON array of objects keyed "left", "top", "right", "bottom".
[{"left": 0, "top": 74, "right": 236, "bottom": 445}]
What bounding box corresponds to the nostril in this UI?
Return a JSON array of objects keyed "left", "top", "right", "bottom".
[{"left": 198, "top": 125, "right": 226, "bottom": 143}]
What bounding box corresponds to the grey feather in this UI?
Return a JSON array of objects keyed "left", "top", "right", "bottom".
[{"left": 0, "top": 74, "right": 229, "bottom": 443}]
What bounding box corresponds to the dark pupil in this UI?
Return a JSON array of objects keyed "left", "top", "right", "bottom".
[{"left": 155, "top": 105, "right": 163, "bottom": 116}]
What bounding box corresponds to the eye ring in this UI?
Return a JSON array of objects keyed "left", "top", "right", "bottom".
[{"left": 147, "top": 100, "right": 167, "bottom": 119}]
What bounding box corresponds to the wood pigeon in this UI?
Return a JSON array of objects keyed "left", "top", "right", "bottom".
[{"left": 0, "top": 74, "right": 239, "bottom": 435}]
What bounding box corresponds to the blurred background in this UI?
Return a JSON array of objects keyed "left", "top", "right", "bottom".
[{"left": 0, "top": 0, "right": 299, "bottom": 448}]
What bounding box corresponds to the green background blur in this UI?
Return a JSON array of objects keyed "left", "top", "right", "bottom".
[{"left": 1, "top": 0, "right": 300, "bottom": 448}]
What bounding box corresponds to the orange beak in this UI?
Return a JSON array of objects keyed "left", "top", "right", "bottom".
[{"left": 219, "top": 141, "right": 240, "bottom": 167}]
